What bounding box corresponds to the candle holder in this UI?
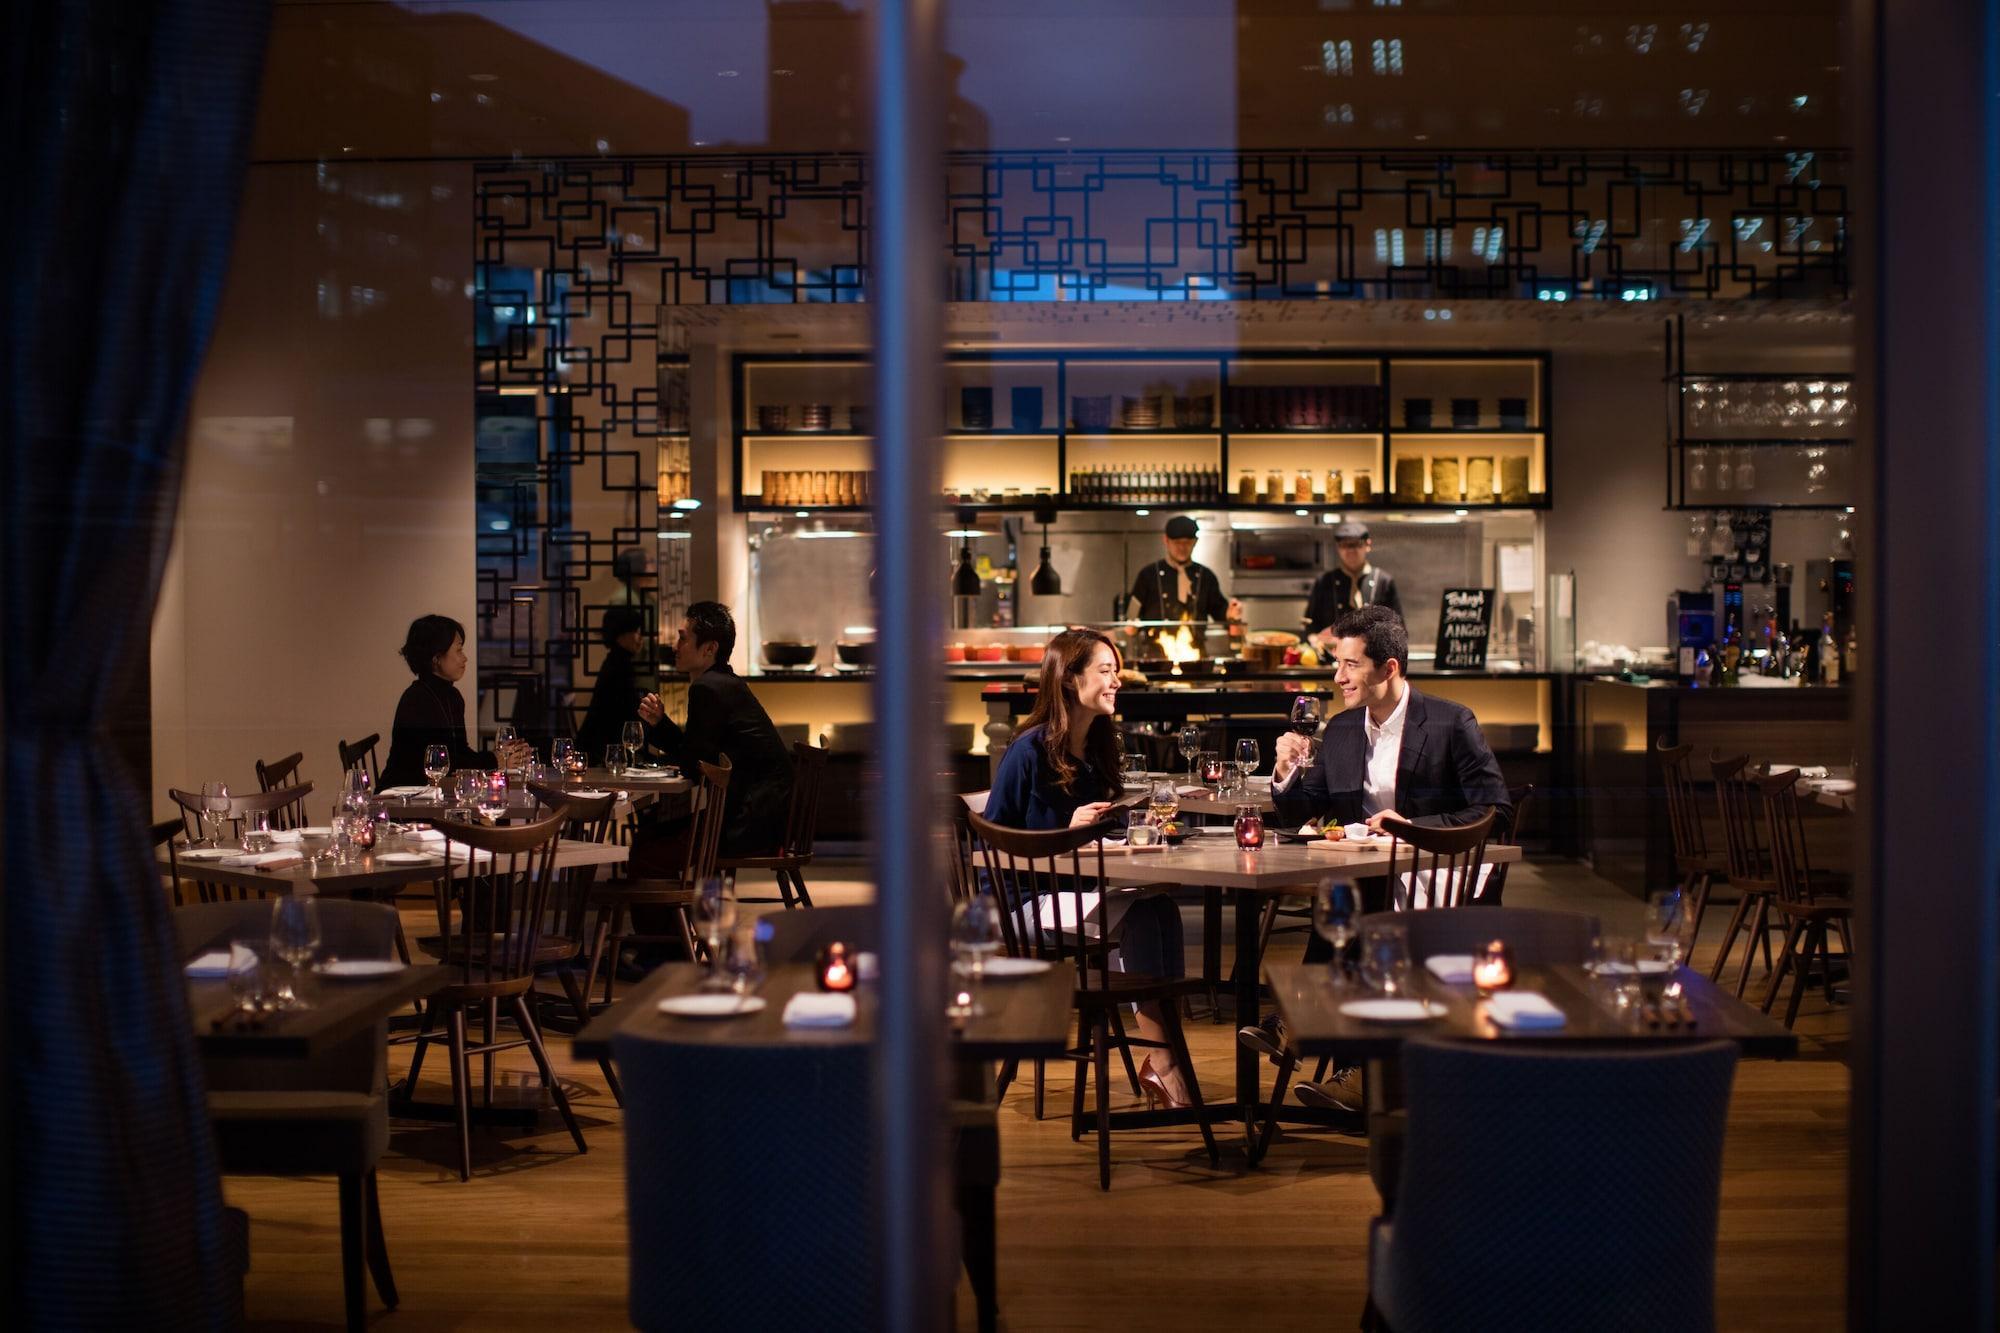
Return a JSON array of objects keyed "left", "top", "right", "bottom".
[
  {"left": 817, "top": 941, "right": 857, "bottom": 993},
  {"left": 1233, "top": 803, "right": 1265, "bottom": 850},
  {"left": 1472, "top": 938, "right": 1514, "bottom": 995},
  {"left": 1200, "top": 751, "right": 1226, "bottom": 794}
]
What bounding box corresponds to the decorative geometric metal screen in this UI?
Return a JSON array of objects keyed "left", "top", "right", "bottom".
[{"left": 472, "top": 147, "right": 1848, "bottom": 721}]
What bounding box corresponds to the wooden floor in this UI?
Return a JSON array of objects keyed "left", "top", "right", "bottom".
[{"left": 225, "top": 862, "right": 1850, "bottom": 1331}]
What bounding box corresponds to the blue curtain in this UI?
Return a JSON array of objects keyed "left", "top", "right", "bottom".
[{"left": 3, "top": 0, "right": 271, "bottom": 1323}]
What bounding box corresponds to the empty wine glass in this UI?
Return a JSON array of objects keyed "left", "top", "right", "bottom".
[
  {"left": 1234, "top": 738, "right": 1261, "bottom": 791},
  {"left": 1734, "top": 447, "right": 1756, "bottom": 491},
  {"left": 343, "top": 765, "right": 372, "bottom": 804},
  {"left": 694, "top": 878, "right": 739, "bottom": 990},
  {"left": 240, "top": 810, "right": 273, "bottom": 854},
  {"left": 423, "top": 743, "right": 450, "bottom": 801},
  {"left": 452, "top": 772, "right": 484, "bottom": 817},
  {"left": 1686, "top": 512, "right": 1712, "bottom": 557},
  {"left": 1359, "top": 917, "right": 1412, "bottom": 996},
  {"left": 1803, "top": 445, "right": 1829, "bottom": 495},
  {"left": 298, "top": 826, "right": 332, "bottom": 876},
  {"left": 1313, "top": 878, "right": 1360, "bottom": 986},
  {"left": 950, "top": 892, "right": 1005, "bottom": 1017},
  {"left": 476, "top": 773, "right": 508, "bottom": 822},
  {"left": 1687, "top": 446, "right": 1710, "bottom": 494},
  {"left": 723, "top": 921, "right": 769, "bottom": 997},
  {"left": 200, "top": 781, "right": 231, "bottom": 848},
  {"left": 268, "top": 895, "right": 322, "bottom": 1010},
  {"left": 622, "top": 721, "right": 647, "bottom": 767},
  {"left": 550, "top": 737, "right": 577, "bottom": 779},
  {"left": 1177, "top": 724, "right": 1202, "bottom": 783}
]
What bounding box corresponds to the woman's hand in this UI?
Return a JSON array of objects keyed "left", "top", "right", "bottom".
[
  {"left": 1069, "top": 801, "right": 1114, "bottom": 829},
  {"left": 498, "top": 739, "right": 534, "bottom": 768},
  {"left": 637, "top": 693, "right": 664, "bottom": 725}
]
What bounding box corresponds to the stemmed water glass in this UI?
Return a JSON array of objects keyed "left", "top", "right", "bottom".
[
  {"left": 200, "top": 781, "right": 231, "bottom": 848},
  {"left": 495, "top": 723, "right": 520, "bottom": 777},
  {"left": 268, "top": 895, "right": 322, "bottom": 1010},
  {"left": 1177, "top": 724, "right": 1202, "bottom": 784},
  {"left": 452, "top": 772, "right": 485, "bottom": 819},
  {"left": 477, "top": 772, "right": 509, "bottom": 823},
  {"left": 298, "top": 826, "right": 332, "bottom": 876},
  {"left": 694, "top": 877, "right": 739, "bottom": 991},
  {"left": 1646, "top": 887, "right": 1697, "bottom": 1006},
  {"left": 1313, "top": 878, "right": 1360, "bottom": 986},
  {"left": 1234, "top": 738, "right": 1261, "bottom": 795},
  {"left": 423, "top": 743, "right": 450, "bottom": 801},
  {"left": 622, "top": 721, "right": 647, "bottom": 769},
  {"left": 1359, "top": 917, "right": 1412, "bottom": 996},
  {"left": 551, "top": 737, "right": 578, "bottom": 782},
  {"left": 949, "top": 892, "right": 1004, "bottom": 1018}
]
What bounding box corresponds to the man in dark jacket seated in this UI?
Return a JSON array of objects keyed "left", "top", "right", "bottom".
[
  {"left": 1272, "top": 604, "right": 1511, "bottom": 930},
  {"left": 633, "top": 601, "right": 793, "bottom": 868}
]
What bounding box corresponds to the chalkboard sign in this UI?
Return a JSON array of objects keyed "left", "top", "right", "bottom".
[{"left": 1436, "top": 588, "right": 1495, "bottom": 671}]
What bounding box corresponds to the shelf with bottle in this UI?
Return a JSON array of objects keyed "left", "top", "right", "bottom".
[
  {"left": 1385, "top": 434, "right": 1544, "bottom": 507},
  {"left": 1065, "top": 465, "right": 1223, "bottom": 507}
]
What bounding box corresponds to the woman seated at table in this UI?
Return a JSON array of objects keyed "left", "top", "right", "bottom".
[
  {"left": 984, "top": 628, "right": 1194, "bottom": 1108},
  {"left": 379, "top": 614, "right": 529, "bottom": 789},
  {"left": 576, "top": 606, "right": 648, "bottom": 763}
]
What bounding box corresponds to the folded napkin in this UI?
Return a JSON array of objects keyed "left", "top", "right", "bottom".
[
  {"left": 406, "top": 828, "right": 448, "bottom": 844},
  {"left": 783, "top": 992, "right": 857, "bottom": 1029},
  {"left": 1425, "top": 954, "right": 1475, "bottom": 984},
  {"left": 1792, "top": 765, "right": 1830, "bottom": 780},
  {"left": 378, "top": 785, "right": 432, "bottom": 798},
  {"left": 267, "top": 829, "right": 301, "bottom": 844},
  {"left": 222, "top": 850, "right": 305, "bottom": 870},
  {"left": 1175, "top": 785, "right": 1207, "bottom": 796},
  {"left": 185, "top": 944, "right": 256, "bottom": 978},
  {"left": 1485, "top": 991, "right": 1567, "bottom": 1030},
  {"left": 565, "top": 789, "right": 611, "bottom": 799}
]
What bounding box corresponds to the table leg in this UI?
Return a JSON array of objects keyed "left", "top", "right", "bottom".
[
  {"left": 1234, "top": 889, "right": 1263, "bottom": 1109},
  {"left": 1203, "top": 889, "right": 1223, "bottom": 1021}
]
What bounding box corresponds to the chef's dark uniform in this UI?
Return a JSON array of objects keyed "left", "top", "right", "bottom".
[
  {"left": 1304, "top": 565, "right": 1404, "bottom": 635},
  {"left": 1130, "top": 559, "right": 1231, "bottom": 623}
]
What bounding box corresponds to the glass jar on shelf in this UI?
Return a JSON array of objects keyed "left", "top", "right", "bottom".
[
  {"left": 1265, "top": 469, "right": 1285, "bottom": 504},
  {"left": 1237, "top": 469, "right": 1257, "bottom": 503},
  {"left": 1296, "top": 469, "right": 1316, "bottom": 504},
  {"left": 1326, "top": 469, "right": 1343, "bottom": 503}
]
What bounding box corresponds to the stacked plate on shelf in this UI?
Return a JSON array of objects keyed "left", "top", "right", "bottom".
[{"left": 1119, "top": 394, "right": 1161, "bottom": 429}]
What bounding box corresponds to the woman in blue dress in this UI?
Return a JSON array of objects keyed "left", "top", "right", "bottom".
[{"left": 984, "top": 628, "right": 1193, "bottom": 1107}]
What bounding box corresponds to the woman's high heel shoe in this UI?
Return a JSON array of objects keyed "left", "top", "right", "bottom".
[{"left": 1137, "top": 1056, "right": 1192, "bottom": 1110}]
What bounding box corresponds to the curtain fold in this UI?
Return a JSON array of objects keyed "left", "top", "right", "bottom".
[{"left": 4, "top": 0, "right": 272, "bottom": 1324}]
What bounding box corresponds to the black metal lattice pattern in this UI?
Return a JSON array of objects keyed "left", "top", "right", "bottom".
[
  {"left": 472, "top": 148, "right": 1846, "bottom": 721},
  {"left": 944, "top": 148, "right": 1847, "bottom": 301}
]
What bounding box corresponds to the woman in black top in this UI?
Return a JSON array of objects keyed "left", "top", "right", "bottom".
[
  {"left": 379, "top": 615, "right": 525, "bottom": 789},
  {"left": 576, "top": 606, "right": 646, "bottom": 763}
]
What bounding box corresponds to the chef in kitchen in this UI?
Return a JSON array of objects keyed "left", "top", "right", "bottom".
[
  {"left": 1304, "top": 519, "right": 1403, "bottom": 647},
  {"left": 1129, "top": 515, "right": 1242, "bottom": 626}
]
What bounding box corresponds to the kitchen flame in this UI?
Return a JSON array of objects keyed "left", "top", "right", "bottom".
[{"left": 1159, "top": 624, "right": 1202, "bottom": 666}]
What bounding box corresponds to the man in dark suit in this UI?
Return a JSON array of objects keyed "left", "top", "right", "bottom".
[
  {"left": 636, "top": 601, "right": 793, "bottom": 860},
  {"left": 1303, "top": 520, "right": 1403, "bottom": 643}
]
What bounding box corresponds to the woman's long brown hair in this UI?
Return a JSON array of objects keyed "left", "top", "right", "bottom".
[{"left": 1018, "top": 628, "right": 1123, "bottom": 795}]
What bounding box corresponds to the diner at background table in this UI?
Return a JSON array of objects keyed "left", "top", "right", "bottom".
[{"left": 378, "top": 614, "right": 532, "bottom": 790}]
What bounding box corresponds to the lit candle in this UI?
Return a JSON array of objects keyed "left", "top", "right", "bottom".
[
  {"left": 818, "top": 941, "right": 856, "bottom": 992},
  {"left": 1472, "top": 939, "right": 1514, "bottom": 993},
  {"left": 1234, "top": 804, "right": 1264, "bottom": 850}
]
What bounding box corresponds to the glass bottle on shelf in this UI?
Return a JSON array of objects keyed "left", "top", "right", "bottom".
[
  {"left": 1265, "top": 469, "right": 1284, "bottom": 504},
  {"left": 1238, "top": 469, "right": 1257, "bottom": 503}
]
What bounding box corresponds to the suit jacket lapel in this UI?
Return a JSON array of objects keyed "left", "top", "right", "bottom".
[
  {"left": 1395, "top": 688, "right": 1431, "bottom": 797},
  {"left": 1331, "top": 715, "right": 1367, "bottom": 794}
]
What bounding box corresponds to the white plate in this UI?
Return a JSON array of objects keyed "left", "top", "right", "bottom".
[
  {"left": 1815, "top": 778, "right": 1856, "bottom": 794},
  {"left": 657, "top": 993, "right": 767, "bottom": 1018},
  {"left": 178, "top": 847, "right": 233, "bottom": 861},
  {"left": 376, "top": 851, "right": 442, "bottom": 865},
  {"left": 983, "top": 957, "right": 1053, "bottom": 979},
  {"left": 1339, "top": 997, "right": 1448, "bottom": 1023},
  {"left": 1586, "top": 958, "right": 1674, "bottom": 977},
  {"left": 315, "top": 959, "right": 406, "bottom": 980}
]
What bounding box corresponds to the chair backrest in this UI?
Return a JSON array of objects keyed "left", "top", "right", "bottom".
[
  {"left": 947, "top": 800, "right": 982, "bottom": 905},
  {"left": 765, "top": 905, "right": 877, "bottom": 964},
  {"left": 1757, "top": 769, "right": 1829, "bottom": 908},
  {"left": 1708, "top": 753, "right": 1772, "bottom": 887},
  {"left": 176, "top": 899, "right": 399, "bottom": 1095},
  {"left": 153, "top": 817, "right": 188, "bottom": 906},
  {"left": 685, "top": 758, "right": 733, "bottom": 888},
  {"left": 165, "top": 784, "right": 316, "bottom": 900},
  {"left": 1479, "top": 784, "right": 1535, "bottom": 902},
  {"left": 778, "top": 742, "right": 829, "bottom": 859},
  {"left": 338, "top": 734, "right": 380, "bottom": 784},
  {"left": 1388, "top": 905, "right": 1601, "bottom": 966},
  {"left": 1381, "top": 1037, "right": 1738, "bottom": 1333},
  {"left": 529, "top": 782, "right": 617, "bottom": 844},
  {"left": 966, "top": 810, "right": 1116, "bottom": 992},
  {"left": 1383, "top": 809, "right": 1496, "bottom": 910},
  {"left": 1657, "top": 740, "right": 1712, "bottom": 863},
  {"left": 614, "top": 1029, "right": 877, "bottom": 1329},
  {"left": 430, "top": 812, "right": 567, "bottom": 989},
  {"left": 254, "top": 751, "right": 304, "bottom": 793}
]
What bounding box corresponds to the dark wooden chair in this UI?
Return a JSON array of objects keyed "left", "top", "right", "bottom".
[
  {"left": 153, "top": 817, "right": 188, "bottom": 906},
  {"left": 524, "top": 782, "right": 624, "bottom": 1099},
  {"left": 399, "top": 811, "right": 588, "bottom": 1180},
  {"left": 255, "top": 751, "right": 305, "bottom": 795},
  {"left": 166, "top": 783, "right": 316, "bottom": 902},
  {"left": 1756, "top": 769, "right": 1856, "bottom": 1028},
  {"left": 967, "top": 810, "right": 1218, "bottom": 1190},
  {"left": 177, "top": 899, "right": 404, "bottom": 1331},
  {"left": 1364, "top": 1037, "right": 1738, "bottom": 1333},
  {"left": 1708, "top": 754, "right": 1779, "bottom": 997},
  {"left": 1478, "top": 784, "right": 1535, "bottom": 904},
  {"left": 585, "top": 758, "right": 733, "bottom": 1008},
  {"left": 1383, "top": 808, "right": 1498, "bottom": 911},
  {"left": 339, "top": 734, "right": 380, "bottom": 786},
  {"left": 717, "top": 742, "right": 828, "bottom": 908},
  {"left": 1659, "top": 740, "right": 1730, "bottom": 952}
]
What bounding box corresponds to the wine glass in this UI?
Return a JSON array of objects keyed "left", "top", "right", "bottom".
[
  {"left": 1645, "top": 888, "right": 1696, "bottom": 998},
  {"left": 949, "top": 892, "right": 1005, "bottom": 1017},
  {"left": 694, "top": 877, "right": 739, "bottom": 990},
  {"left": 343, "top": 764, "right": 372, "bottom": 804},
  {"left": 1313, "top": 878, "right": 1360, "bottom": 985},
  {"left": 1234, "top": 738, "right": 1261, "bottom": 791},
  {"left": 1177, "top": 724, "right": 1202, "bottom": 783},
  {"left": 298, "top": 826, "right": 332, "bottom": 876},
  {"left": 268, "top": 895, "right": 322, "bottom": 1010},
  {"left": 476, "top": 773, "right": 508, "bottom": 823},
  {"left": 200, "top": 781, "right": 231, "bottom": 848},
  {"left": 723, "top": 921, "right": 769, "bottom": 997},
  {"left": 1148, "top": 779, "right": 1179, "bottom": 830},
  {"left": 550, "top": 737, "right": 577, "bottom": 781},
  {"left": 1359, "top": 917, "right": 1412, "bottom": 996},
  {"left": 240, "top": 810, "right": 273, "bottom": 854},
  {"left": 1733, "top": 447, "right": 1756, "bottom": 491},
  {"left": 494, "top": 723, "right": 520, "bottom": 777},
  {"left": 1290, "top": 694, "right": 1324, "bottom": 763},
  {"left": 452, "top": 772, "right": 484, "bottom": 818},
  {"left": 423, "top": 743, "right": 450, "bottom": 801}
]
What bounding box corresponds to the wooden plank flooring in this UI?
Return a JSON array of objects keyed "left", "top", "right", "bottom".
[{"left": 224, "top": 863, "right": 1848, "bottom": 1330}]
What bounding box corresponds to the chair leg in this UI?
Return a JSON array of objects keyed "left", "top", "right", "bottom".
[
  {"left": 1164, "top": 1005, "right": 1220, "bottom": 1166},
  {"left": 1069, "top": 1015, "right": 1088, "bottom": 1141},
  {"left": 1784, "top": 924, "right": 1821, "bottom": 1028},
  {"left": 1709, "top": 892, "right": 1752, "bottom": 983},
  {"left": 1761, "top": 918, "right": 1804, "bottom": 1014},
  {"left": 363, "top": 1169, "right": 398, "bottom": 1308},
  {"left": 1735, "top": 896, "right": 1771, "bottom": 999},
  {"left": 789, "top": 867, "right": 814, "bottom": 909},
  {"left": 1817, "top": 923, "right": 1841, "bottom": 1002},
  {"left": 676, "top": 905, "right": 699, "bottom": 960},
  {"left": 603, "top": 904, "right": 628, "bottom": 1006},
  {"left": 1249, "top": 1052, "right": 1295, "bottom": 1166},
  {"left": 994, "top": 1057, "right": 1017, "bottom": 1101},
  {"left": 447, "top": 1005, "right": 472, "bottom": 1181},
  {"left": 557, "top": 966, "right": 622, "bottom": 1105},
  {"left": 1105, "top": 1002, "right": 1144, "bottom": 1097},
  {"left": 1033, "top": 1058, "right": 1045, "bottom": 1121},
  {"left": 1687, "top": 872, "right": 1713, "bottom": 952},
  {"left": 481, "top": 998, "right": 498, "bottom": 1107},
  {"left": 337, "top": 1172, "right": 368, "bottom": 1333},
  {"left": 514, "top": 995, "right": 588, "bottom": 1154},
  {"left": 1093, "top": 1017, "right": 1113, "bottom": 1191},
  {"left": 398, "top": 997, "right": 441, "bottom": 1098}
]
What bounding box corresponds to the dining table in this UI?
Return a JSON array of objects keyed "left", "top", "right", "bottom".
[
  {"left": 1092, "top": 829, "right": 1522, "bottom": 1127},
  {"left": 160, "top": 837, "right": 630, "bottom": 900}
]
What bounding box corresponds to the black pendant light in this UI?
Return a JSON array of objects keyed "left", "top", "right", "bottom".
[
  {"left": 1029, "top": 507, "right": 1062, "bottom": 596},
  {"left": 950, "top": 508, "right": 983, "bottom": 596}
]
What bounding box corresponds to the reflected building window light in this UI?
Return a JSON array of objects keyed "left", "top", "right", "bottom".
[
  {"left": 1322, "top": 39, "right": 1352, "bottom": 77},
  {"left": 1627, "top": 23, "right": 1657, "bottom": 53},
  {"left": 1680, "top": 22, "right": 1709, "bottom": 53},
  {"left": 1370, "top": 38, "right": 1404, "bottom": 76},
  {"left": 1323, "top": 103, "right": 1355, "bottom": 127}
]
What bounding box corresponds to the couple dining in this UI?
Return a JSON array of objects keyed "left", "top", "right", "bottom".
[{"left": 982, "top": 606, "right": 1509, "bottom": 1108}]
